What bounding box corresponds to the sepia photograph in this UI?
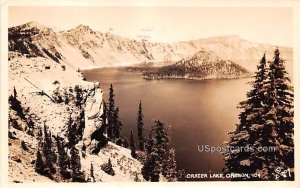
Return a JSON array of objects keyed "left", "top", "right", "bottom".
[{"left": 1, "top": 0, "right": 299, "bottom": 186}]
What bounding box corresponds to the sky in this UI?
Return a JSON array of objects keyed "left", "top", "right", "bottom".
[{"left": 9, "top": 6, "right": 293, "bottom": 47}]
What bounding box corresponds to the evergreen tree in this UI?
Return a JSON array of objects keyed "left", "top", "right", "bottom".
[
  {"left": 78, "top": 108, "right": 85, "bottom": 140},
  {"left": 162, "top": 148, "right": 177, "bottom": 182},
  {"left": 142, "top": 120, "right": 171, "bottom": 182},
  {"left": 9, "top": 87, "right": 25, "bottom": 119},
  {"left": 130, "top": 130, "right": 137, "bottom": 158},
  {"left": 264, "top": 48, "right": 294, "bottom": 179},
  {"left": 82, "top": 143, "right": 87, "bottom": 158},
  {"left": 123, "top": 137, "right": 129, "bottom": 148},
  {"left": 107, "top": 84, "right": 115, "bottom": 139},
  {"left": 145, "top": 131, "right": 155, "bottom": 154},
  {"left": 13, "top": 86, "right": 17, "bottom": 98},
  {"left": 141, "top": 147, "right": 160, "bottom": 182},
  {"left": 26, "top": 118, "right": 35, "bottom": 136},
  {"left": 224, "top": 50, "right": 294, "bottom": 180},
  {"left": 113, "top": 107, "right": 122, "bottom": 140},
  {"left": 108, "top": 158, "right": 113, "bottom": 171},
  {"left": 137, "top": 100, "right": 145, "bottom": 151},
  {"left": 35, "top": 147, "right": 45, "bottom": 174},
  {"left": 74, "top": 85, "right": 83, "bottom": 108},
  {"left": 56, "top": 135, "right": 71, "bottom": 179},
  {"left": 153, "top": 120, "right": 169, "bottom": 161},
  {"left": 67, "top": 112, "right": 81, "bottom": 147},
  {"left": 224, "top": 54, "right": 269, "bottom": 180},
  {"left": 42, "top": 123, "right": 57, "bottom": 176},
  {"left": 101, "top": 158, "right": 115, "bottom": 176},
  {"left": 67, "top": 113, "right": 76, "bottom": 147},
  {"left": 238, "top": 53, "right": 268, "bottom": 129},
  {"left": 35, "top": 124, "right": 57, "bottom": 179},
  {"left": 70, "top": 146, "right": 85, "bottom": 182},
  {"left": 36, "top": 126, "right": 43, "bottom": 147}
]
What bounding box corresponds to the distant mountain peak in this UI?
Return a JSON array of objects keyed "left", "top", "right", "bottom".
[
  {"left": 76, "top": 24, "right": 90, "bottom": 29},
  {"left": 25, "top": 21, "right": 44, "bottom": 27},
  {"left": 71, "top": 24, "right": 95, "bottom": 33},
  {"left": 186, "top": 49, "right": 219, "bottom": 61},
  {"left": 19, "top": 21, "right": 49, "bottom": 31},
  {"left": 9, "top": 21, "right": 56, "bottom": 36}
]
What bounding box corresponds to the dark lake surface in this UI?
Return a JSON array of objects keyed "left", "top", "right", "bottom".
[{"left": 83, "top": 68, "right": 251, "bottom": 180}]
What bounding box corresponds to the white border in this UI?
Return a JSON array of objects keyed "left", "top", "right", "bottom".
[{"left": 1, "top": 1, "right": 300, "bottom": 188}]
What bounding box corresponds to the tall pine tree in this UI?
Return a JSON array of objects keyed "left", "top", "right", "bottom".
[
  {"left": 107, "top": 84, "right": 115, "bottom": 139},
  {"left": 137, "top": 100, "right": 145, "bottom": 151},
  {"left": 153, "top": 120, "right": 169, "bottom": 161},
  {"left": 264, "top": 48, "right": 294, "bottom": 179},
  {"left": 224, "top": 54, "right": 269, "bottom": 180},
  {"left": 67, "top": 112, "right": 76, "bottom": 147},
  {"left": 42, "top": 123, "right": 57, "bottom": 176},
  {"left": 78, "top": 108, "right": 85, "bottom": 141},
  {"left": 35, "top": 147, "right": 45, "bottom": 175},
  {"left": 142, "top": 120, "right": 170, "bottom": 182},
  {"left": 145, "top": 131, "right": 155, "bottom": 154},
  {"left": 113, "top": 107, "right": 122, "bottom": 140},
  {"left": 224, "top": 49, "right": 294, "bottom": 180},
  {"left": 56, "top": 135, "right": 70, "bottom": 179},
  {"left": 238, "top": 53, "right": 268, "bottom": 129},
  {"left": 70, "top": 146, "right": 85, "bottom": 182}
]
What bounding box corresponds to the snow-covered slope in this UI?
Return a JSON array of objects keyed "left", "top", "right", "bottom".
[
  {"left": 8, "top": 51, "right": 144, "bottom": 182},
  {"left": 9, "top": 22, "right": 63, "bottom": 63},
  {"left": 8, "top": 22, "right": 293, "bottom": 72}
]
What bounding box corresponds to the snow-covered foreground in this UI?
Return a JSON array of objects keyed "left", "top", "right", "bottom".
[{"left": 8, "top": 51, "right": 145, "bottom": 182}]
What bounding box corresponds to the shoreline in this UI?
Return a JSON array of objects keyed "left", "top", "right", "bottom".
[{"left": 142, "top": 75, "right": 253, "bottom": 81}]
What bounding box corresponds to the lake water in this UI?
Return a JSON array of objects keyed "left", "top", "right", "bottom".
[{"left": 83, "top": 68, "right": 251, "bottom": 180}]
